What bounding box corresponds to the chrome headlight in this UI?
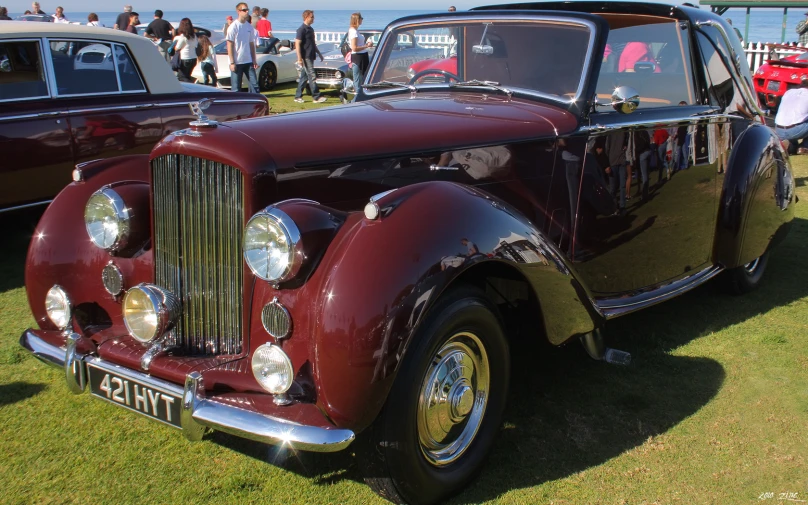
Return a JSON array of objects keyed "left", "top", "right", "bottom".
[
  {"left": 84, "top": 188, "right": 130, "bottom": 251},
  {"left": 243, "top": 208, "right": 302, "bottom": 283},
  {"left": 407, "top": 67, "right": 415, "bottom": 80},
  {"left": 251, "top": 343, "right": 293, "bottom": 394},
  {"left": 45, "top": 285, "right": 71, "bottom": 330},
  {"left": 122, "top": 284, "right": 181, "bottom": 344},
  {"left": 335, "top": 70, "right": 343, "bottom": 79}
]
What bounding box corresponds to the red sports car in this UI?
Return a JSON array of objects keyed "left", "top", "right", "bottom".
[{"left": 753, "top": 45, "right": 808, "bottom": 109}]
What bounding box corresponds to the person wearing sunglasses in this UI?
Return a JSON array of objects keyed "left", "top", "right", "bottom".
[{"left": 226, "top": 2, "right": 259, "bottom": 92}]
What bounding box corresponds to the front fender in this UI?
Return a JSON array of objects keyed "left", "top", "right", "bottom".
[
  {"left": 714, "top": 124, "right": 795, "bottom": 268},
  {"left": 299, "top": 182, "right": 602, "bottom": 431},
  {"left": 25, "top": 155, "right": 154, "bottom": 337}
]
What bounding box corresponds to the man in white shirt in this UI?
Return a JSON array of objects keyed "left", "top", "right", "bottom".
[
  {"left": 226, "top": 2, "right": 259, "bottom": 93},
  {"left": 774, "top": 75, "right": 808, "bottom": 154},
  {"left": 52, "top": 6, "right": 68, "bottom": 23}
]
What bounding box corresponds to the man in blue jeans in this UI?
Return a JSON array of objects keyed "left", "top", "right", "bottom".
[
  {"left": 775, "top": 75, "right": 808, "bottom": 154},
  {"left": 227, "top": 2, "right": 258, "bottom": 92},
  {"left": 295, "top": 10, "right": 327, "bottom": 103}
]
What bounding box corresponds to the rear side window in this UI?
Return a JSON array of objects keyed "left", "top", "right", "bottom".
[
  {"left": 0, "top": 41, "right": 49, "bottom": 101},
  {"left": 595, "top": 16, "right": 697, "bottom": 109},
  {"left": 48, "top": 40, "right": 145, "bottom": 96}
]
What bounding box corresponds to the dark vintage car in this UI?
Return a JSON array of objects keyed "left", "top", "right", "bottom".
[
  {"left": 0, "top": 22, "right": 268, "bottom": 213},
  {"left": 20, "top": 3, "right": 795, "bottom": 504}
]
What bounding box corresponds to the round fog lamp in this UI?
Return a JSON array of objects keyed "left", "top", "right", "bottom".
[
  {"left": 122, "top": 284, "right": 181, "bottom": 343},
  {"left": 45, "top": 285, "right": 71, "bottom": 330},
  {"left": 251, "top": 343, "right": 293, "bottom": 394}
]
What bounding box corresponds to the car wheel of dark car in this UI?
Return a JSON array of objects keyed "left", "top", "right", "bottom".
[
  {"left": 357, "top": 285, "right": 509, "bottom": 505},
  {"left": 721, "top": 252, "right": 770, "bottom": 295},
  {"left": 408, "top": 69, "right": 461, "bottom": 85},
  {"left": 259, "top": 62, "right": 277, "bottom": 91}
]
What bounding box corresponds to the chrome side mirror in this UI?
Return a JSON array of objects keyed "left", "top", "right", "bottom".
[{"left": 611, "top": 86, "right": 640, "bottom": 114}]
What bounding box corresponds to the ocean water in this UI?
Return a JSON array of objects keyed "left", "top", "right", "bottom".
[
  {"left": 7, "top": 7, "right": 806, "bottom": 43},
  {"left": 6, "top": 10, "right": 431, "bottom": 35}
]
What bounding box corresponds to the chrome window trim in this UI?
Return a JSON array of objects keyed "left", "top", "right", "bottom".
[
  {"left": 364, "top": 14, "right": 597, "bottom": 106},
  {"left": 0, "top": 37, "right": 52, "bottom": 103},
  {"left": 694, "top": 20, "right": 765, "bottom": 118},
  {"left": 43, "top": 37, "right": 149, "bottom": 98},
  {"left": 110, "top": 42, "right": 124, "bottom": 93},
  {"left": 112, "top": 42, "right": 147, "bottom": 93}
]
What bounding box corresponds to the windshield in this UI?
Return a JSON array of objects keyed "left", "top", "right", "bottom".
[{"left": 367, "top": 19, "right": 593, "bottom": 99}]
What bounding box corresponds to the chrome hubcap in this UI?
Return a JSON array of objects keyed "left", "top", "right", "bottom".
[
  {"left": 417, "top": 332, "right": 489, "bottom": 467},
  {"left": 744, "top": 257, "right": 760, "bottom": 274}
]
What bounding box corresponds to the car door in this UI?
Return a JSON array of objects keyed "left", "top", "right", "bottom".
[
  {"left": 570, "top": 16, "right": 722, "bottom": 295},
  {"left": 0, "top": 38, "right": 74, "bottom": 211},
  {"left": 45, "top": 39, "right": 163, "bottom": 165}
]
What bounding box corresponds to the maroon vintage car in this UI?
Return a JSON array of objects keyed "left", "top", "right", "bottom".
[
  {"left": 0, "top": 22, "right": 268, "bottom": 213},
  {"left": 20, "top": 3, "right": 795, "bottom": 504}
]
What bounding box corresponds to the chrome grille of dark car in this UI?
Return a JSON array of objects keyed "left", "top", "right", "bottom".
[{"left": 151, "top": 155, "right": 244, "bottom": 356}]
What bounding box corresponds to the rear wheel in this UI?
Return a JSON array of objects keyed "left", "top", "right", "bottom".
[
  {"left": 258, "top": 62, "right": 277, "bottom": 91},
  {"left": 721, "top": 251, "right": 770, "bottom": 295},
  {"left": 357, "top": 286, "right": 509, "bottom": 505}
]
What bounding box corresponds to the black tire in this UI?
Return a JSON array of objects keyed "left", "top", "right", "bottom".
[
  {"left": 721, "top": 251, "right": 770, "bottom": 295},
  {"left": 258, "top": 62, "right": 277, "bottom": 91},
  {"left": 357, "top": 286, "right": 510, "bottom": 505}
]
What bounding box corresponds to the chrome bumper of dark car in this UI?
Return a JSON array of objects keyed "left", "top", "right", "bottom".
[{"left": 20, "top": 329, "right": 355, "bottom": 452}]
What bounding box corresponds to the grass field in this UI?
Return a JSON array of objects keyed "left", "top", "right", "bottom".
[{"left": 0, "top": 110, "right": 806, "bottom": 505}]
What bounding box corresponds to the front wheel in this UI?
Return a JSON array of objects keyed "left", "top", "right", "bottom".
[
  {"left": 258, "top": 62, "right": 277, "bottom": 91},
  {"left": 721, "top": 251, "right": 770, "bottom": 295},
  {"left": 357, "top": 286, "right": 509, "bottom": 505}
]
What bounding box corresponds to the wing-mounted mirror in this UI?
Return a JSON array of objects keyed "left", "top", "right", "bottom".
[{"left": 611, "top": 86, "right": 640, "bottom": 114}]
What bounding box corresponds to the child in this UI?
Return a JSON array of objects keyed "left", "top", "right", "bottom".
[{"left": 197, "top": 35, "right": 218, "bottom": 86}]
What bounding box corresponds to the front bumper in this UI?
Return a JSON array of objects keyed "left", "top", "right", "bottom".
[{"left": 20, "top": 329, "right": 355, "bottom": 452}]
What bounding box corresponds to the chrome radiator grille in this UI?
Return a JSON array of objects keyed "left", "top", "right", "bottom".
[{"left": 152, "top": 155, "right": 244, "bottom": 355}]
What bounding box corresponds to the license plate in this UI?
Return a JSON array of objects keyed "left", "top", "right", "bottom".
[
  {"left": 767, "top": 80, "right": 781, "bottom": 91},
  {"left": 87, "top": 362, "right": 182, "bottom": 428}
]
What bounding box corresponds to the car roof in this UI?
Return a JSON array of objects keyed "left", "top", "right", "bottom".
[
  {"left": 0, "top": 21, "right": 149, "bottom": 41},
  {"left": 472, "top": 1, "right": 697, "bottom": 20}
]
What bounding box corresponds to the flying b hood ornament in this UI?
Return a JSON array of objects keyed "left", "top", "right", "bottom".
[{"left": 188, "top": 98, "right": 218, "bottom": 128}]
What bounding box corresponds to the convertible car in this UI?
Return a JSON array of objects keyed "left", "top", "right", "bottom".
[
  {"left": 190, "top": 38, "right": 301, "bottom": 91},
  {"left": 20, "top": 3, "right": 795, "bottom": 505},
  {"left": 0, "top": 23, "right": 268, "bottom": 213},
  {"left": 753, "top": 43, "right": 808, "bottom": 110}
]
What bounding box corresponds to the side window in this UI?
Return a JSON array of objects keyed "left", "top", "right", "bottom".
[
  {"left": 696, "top": 30, "right": 740, "bottom": 110},
  {"left": 49, "top": 40, "right": 119, "bottom": 95},
  {"left": 114, "top": 44, "right": 145, "bottom": 92},
  {"left": 595, "top": 19, "right": 697, "bottom": 109},
  {"left": 0, "top": 41, "right": 49, "bottom": 101}
]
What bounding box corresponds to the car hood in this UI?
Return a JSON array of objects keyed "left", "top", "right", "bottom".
[{"left": 153, "top": 93, "right": 578, "bottom": 172}]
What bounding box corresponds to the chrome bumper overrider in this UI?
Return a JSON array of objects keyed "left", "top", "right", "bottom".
[{"left": 20, "top": 329, "right": 355, "bottom": 452}]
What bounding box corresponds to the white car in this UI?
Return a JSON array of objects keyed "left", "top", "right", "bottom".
[{"left": 191, "top": 38, "right": 301, "bottom": 91}]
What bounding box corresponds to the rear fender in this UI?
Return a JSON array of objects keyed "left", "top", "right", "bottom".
[
  {"left": 714, "top": 124, "right": 795, "bottom": 268},
  {"left": 305, "top": 181, "right": 602, "bottom": 430}
]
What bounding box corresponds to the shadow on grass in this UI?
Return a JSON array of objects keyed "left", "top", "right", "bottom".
[
  {"left": 0, "top": 382, "right": 46, "bottom": 407},
  {"left": 208, "top": 216, "right": 808, "bottom": 503},
  {"left": 0, "top": 208, "right": 43, "bottom": 294}
]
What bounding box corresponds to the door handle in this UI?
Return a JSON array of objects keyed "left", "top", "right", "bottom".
[
  {"left": 37, "top": 111, "right": 61, "bottom": 117},
  {"left": 135, "top": 103, "right": 156, "bottom": 108},
  {"left": 430, "top": 164, "right": 459, "bottom": 171}
]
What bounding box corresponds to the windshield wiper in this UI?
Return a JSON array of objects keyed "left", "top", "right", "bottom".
[
  {"left": 450, "top": 80, "right": 512, "bottom": 98},
  {"left": 363, "top": 81, "right": 417, "bottom": 93}
]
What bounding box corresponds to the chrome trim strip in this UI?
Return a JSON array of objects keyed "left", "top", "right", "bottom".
[
  {"left": 18, "top": 330, "right": 356, "bottom": 452},
  {"left": 0, "top": 200, "right": 52, "bottom": 213},
  {"left": 694, "top": 20, "right": 766, "bottom": 118},
  {"left": 0, "top": 112, "right": 67, "bottom": 122},
  {"left": 155, "top": 99, "right": 267, "bottom": 107},
  {"left": 365, "top": 14, "right": 597, "bottom": 106},
  {"left": 595, "top": 265, "right": 724, "bottom": 319},
  {"left": 68, "top": 104, "right": 157, "bottom": 114},
  {"left": 580, "top": 112, "right": 732, "bottom": 132}
]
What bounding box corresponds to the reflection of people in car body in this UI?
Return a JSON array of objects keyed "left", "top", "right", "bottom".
[{"left": 436, "top": 146, "right": 512, "bottom": 180}]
